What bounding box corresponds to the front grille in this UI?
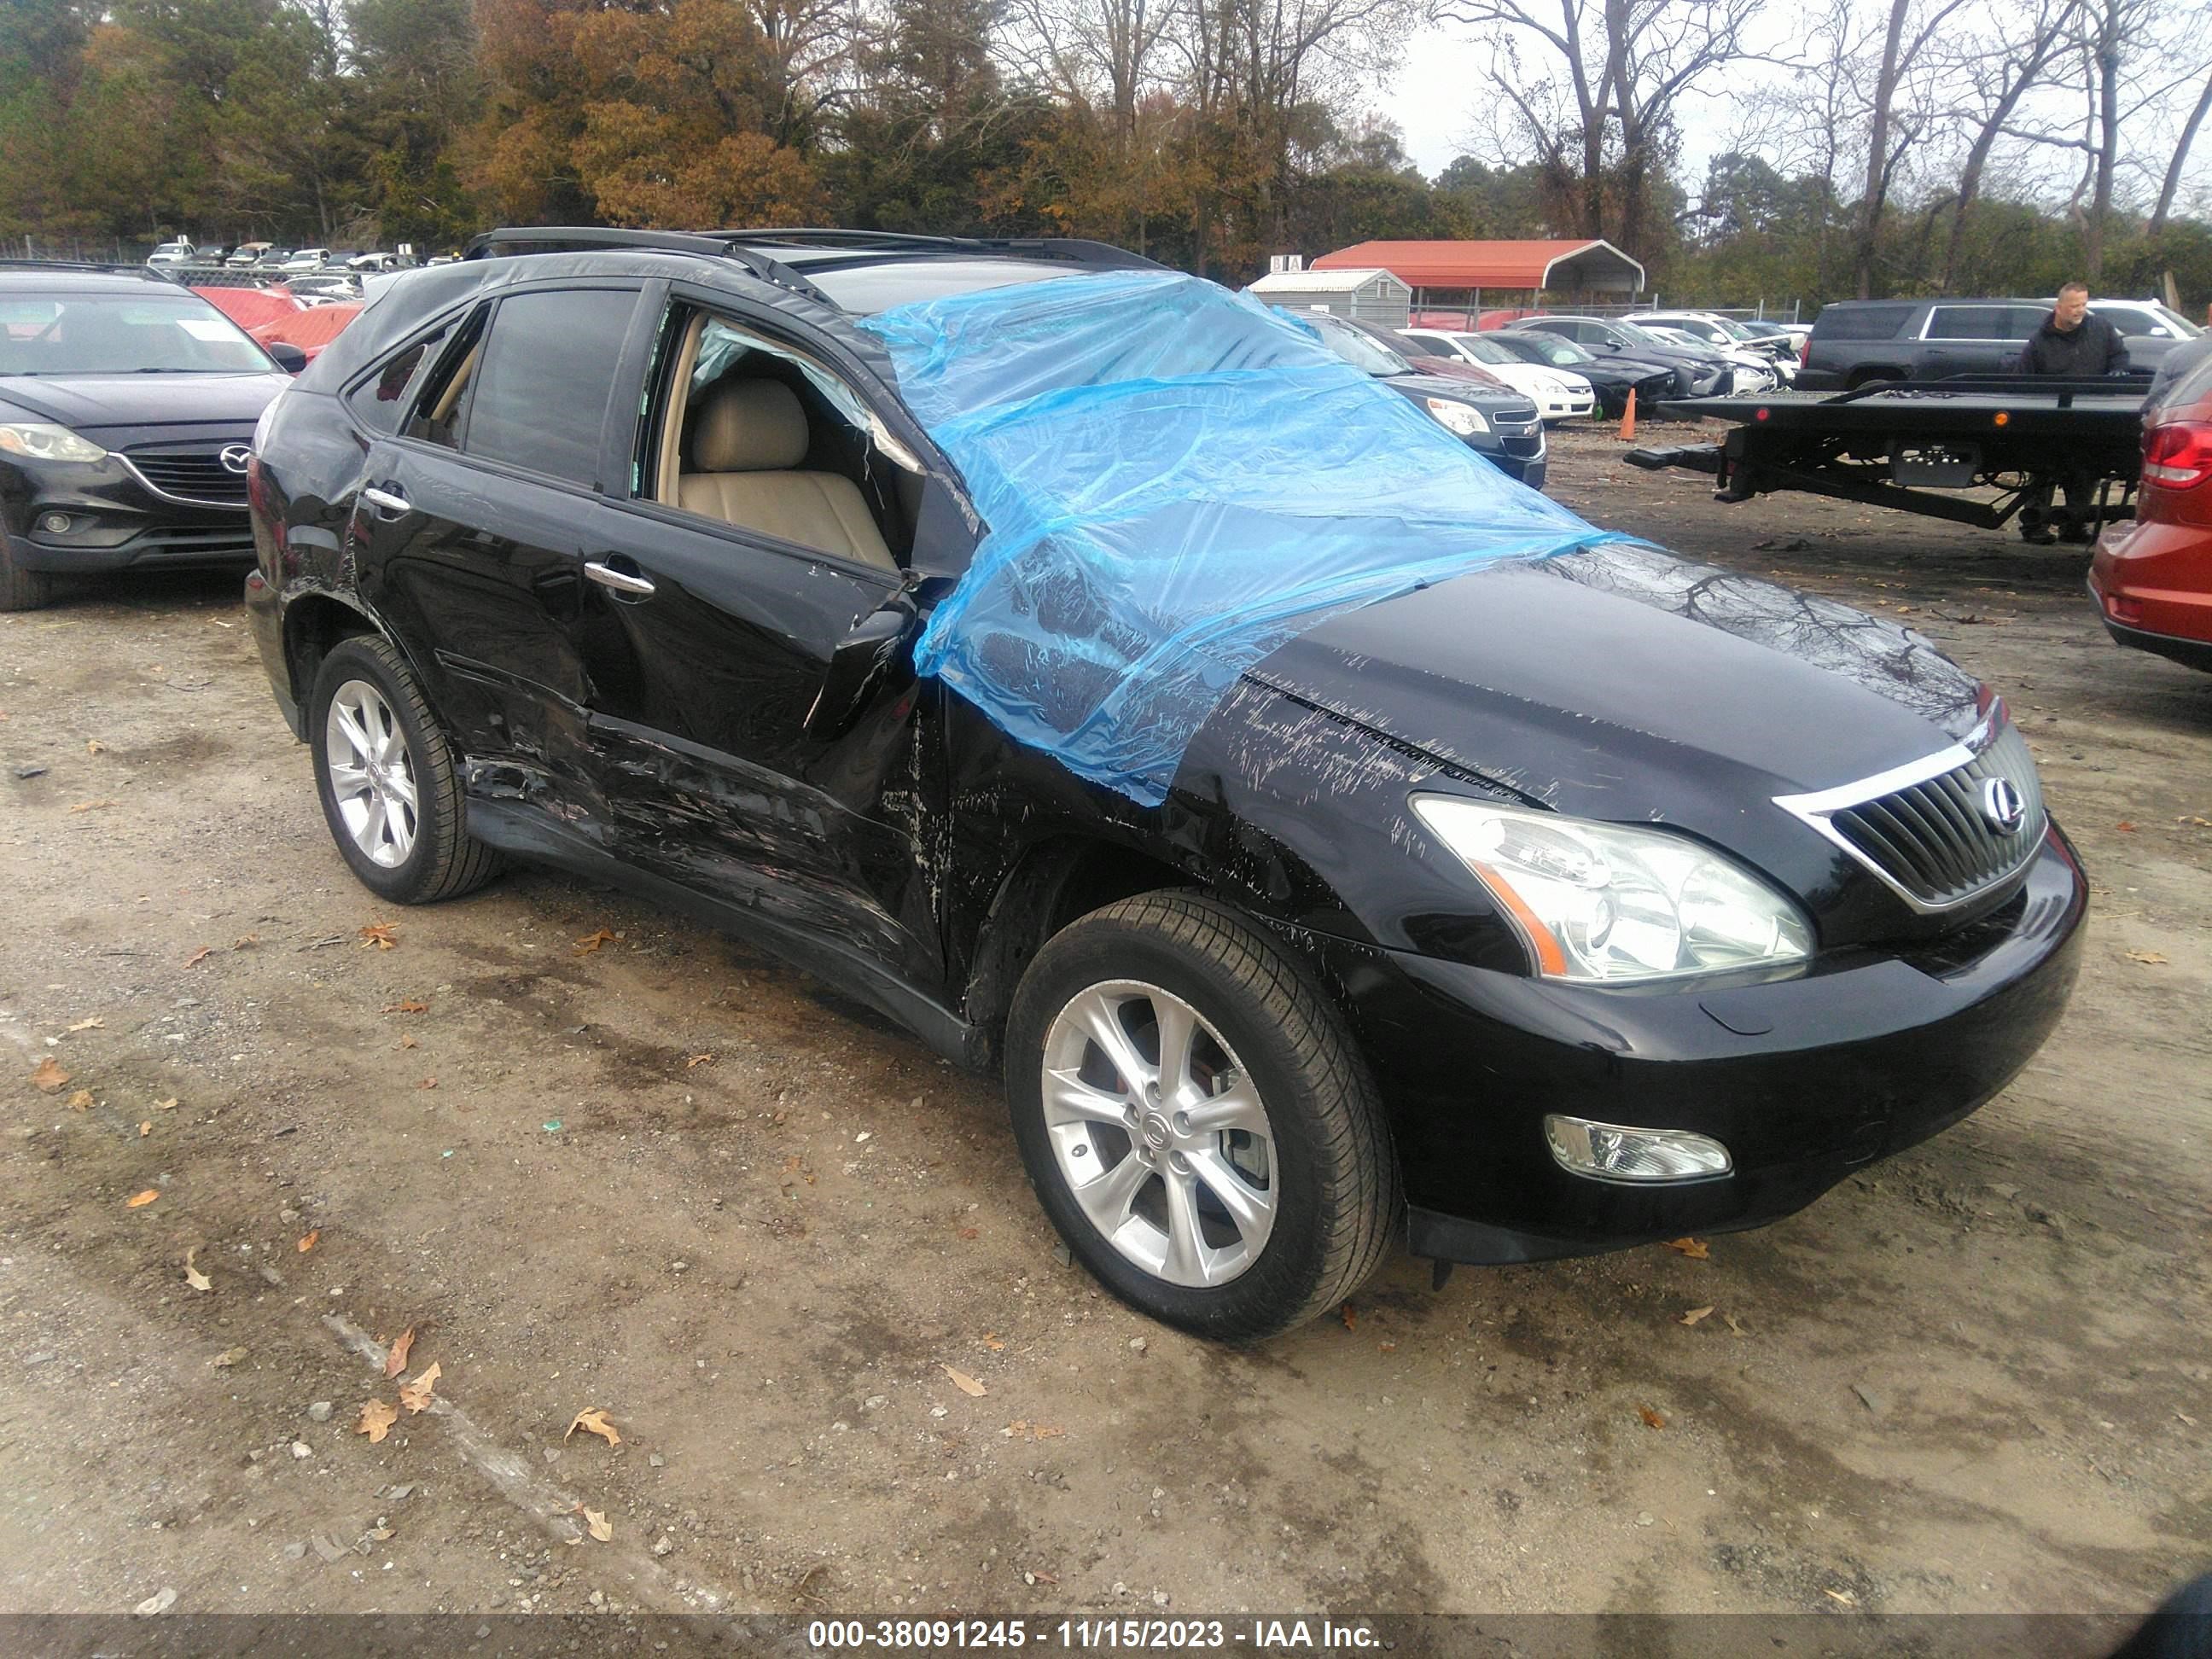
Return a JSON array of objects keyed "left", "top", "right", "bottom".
[
  {"left": 1780, "top": 719, "right": 2046, "bottom": 911},
  {"left": 125, "top": 443, "right": 252, "bottom": 507}
]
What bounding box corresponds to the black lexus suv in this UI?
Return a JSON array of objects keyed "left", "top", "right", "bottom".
[
  {"left": 244, "top": 229, "right": 2085, "bottom": 1341},
  {"left": 0, "top": 265, "right": 300, "bottom": 609}
]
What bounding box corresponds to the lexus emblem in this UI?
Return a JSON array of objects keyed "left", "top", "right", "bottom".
[
  {"left": 1980, "top": 777, "right": 2027, "bottom": 835},
  {"left": 219, "top": 444, "right": 253, "bottom": 474}
]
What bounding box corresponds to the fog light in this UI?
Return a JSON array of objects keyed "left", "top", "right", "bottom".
[
  {"left": 1544, "top": 1115, "right": 1732, "bottom": 1183},
  {"left": 38, "top": 513, "right": 70, "bottom": 535}
]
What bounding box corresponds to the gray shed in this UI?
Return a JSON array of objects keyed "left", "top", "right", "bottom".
[{"left": 1244, "top": 266, "right": 1412, "bottom": 328}]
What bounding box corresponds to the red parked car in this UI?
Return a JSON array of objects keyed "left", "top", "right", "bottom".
[{"left": 2092, "top": 346, "right": 2212, "bottom": 671}]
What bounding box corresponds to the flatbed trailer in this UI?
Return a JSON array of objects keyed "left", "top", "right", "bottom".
[{"left": 1624, "top": 375, "right": 2146, "bottom": 540}]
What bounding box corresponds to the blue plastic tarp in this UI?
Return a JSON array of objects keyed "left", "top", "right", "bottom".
[{"left": 859, "top": 270, "right": 1621, "bottom": 806}]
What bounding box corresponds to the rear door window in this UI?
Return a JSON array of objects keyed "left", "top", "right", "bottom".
[
  {"left": 1815, "top": 304, "right": 1915, "bottom": 341},
  {"left": 459, "top": 288, "right": 642, "bottom": 489},
  {"left": 1924, "top": 306, "right": 2014, "bottom": 341}
]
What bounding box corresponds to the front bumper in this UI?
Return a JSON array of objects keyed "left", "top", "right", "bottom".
[
  {"left": 5, "top": 449, "right": 256, "bottom": 573},
  {"left": 1323, "top": 830, "right": 2086, "bottom": 1264}
]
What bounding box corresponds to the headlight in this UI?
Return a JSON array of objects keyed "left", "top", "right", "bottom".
[
  {"left": 1423, "top": 398, "right": 1488, "bottom": 436},
  {"left": 1411, "top": 795, "right": 1813, "bottom": 983},
  {"left": 0, "top": 423, "right": 108, "bottom": 463}
]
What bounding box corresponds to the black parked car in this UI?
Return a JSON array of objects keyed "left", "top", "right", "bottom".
[
  {"left": 1480, "top": 329, "right": 1676, "bottom": 419},
  {"left": 0, "top": 265, "right": 303, "bottom": 609},
  {"left": 1507, "top": 314, "right": 1735, "bottom": 397},
  {"left": 1291, "top": 309, "right": 1546, "bottom": 488},
  {"left": 245, "top": 229, "right": 2084, "bottom": 1341}
]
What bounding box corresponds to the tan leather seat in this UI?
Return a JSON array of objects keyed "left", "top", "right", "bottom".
[{"left": 677, "top": 380, "right": 896, "bottom": 572}]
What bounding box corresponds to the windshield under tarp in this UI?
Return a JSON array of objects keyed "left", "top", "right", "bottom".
[{"left": 859, "top": 271, "right": 1623, "bottom": 806}]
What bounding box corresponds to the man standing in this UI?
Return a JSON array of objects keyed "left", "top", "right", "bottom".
[
  {"left": 2017, "top": 282, "right": 2129, "bottom": 542},
  {"left": 2018, "top": 282, "right": 2128, "bottom": 376}
]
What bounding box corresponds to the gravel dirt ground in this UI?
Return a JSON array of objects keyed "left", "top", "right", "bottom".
[{"left": 2, "top": 422, "right": 2207, "bottom": 1627}]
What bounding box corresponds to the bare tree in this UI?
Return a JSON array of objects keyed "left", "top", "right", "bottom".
[
  {"left": 1852, "top": 0, "right": 1970, "bottom": 297},
  {"left": 1935, "top": 0, "right": 2079, "bottom": 291},
  {"left": 2149, "top": 63, "right": 2212, "bottom": 233},
  {"left": 1438, "top": 0, "right": 1767, "bottom": 254}
]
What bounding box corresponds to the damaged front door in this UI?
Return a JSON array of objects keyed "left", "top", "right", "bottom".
[{"left": 570, "top": 299, "right": 951, "bottom": 1025}]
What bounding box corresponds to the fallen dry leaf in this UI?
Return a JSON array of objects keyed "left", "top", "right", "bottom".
[
  {"left": 358, "top": 923, "right": 399, "bottom": 949},
  {"left": 942, "top": 1364, "right": 988, "bottom": 1398},
  {"left": 67, "top": 1089, "right": 93, "bottom": 1110},
  {"left": 398, "top": 1360, "right": 442, "bottom": 1413},
  {"left": 398, "top": 1034, "right": 418, "bottom": 1050},
  {"left": 1825, "top": 1588, "right": 1858, "bottom": 1608},
  {"left": 138, "top": 1121, "right": 151, "bottom": 1138},
  {"left": 1639, "top": 1406, "right": 1668, "bottom": 1430},
  {"left": 2116, "top": 821, "right": 2137, "bottom": 833},
  {"left": 68, "top": 799, "right": 116, "bottom": 812},
  {"left": 417, "top": 1076, "right": 437, "bottom": 1091},
  {"left": 385, "top": 1327, "right": 415, "bottom": 1378},
  {"left": 956, "top": 1225, "right": 979, "bottom": 1241},
  {"left": 1680, "top": 1306, "right": 1715, "bottom": 1326},
  {"left": 67, "top": 1016, "right": 104, "bottom": 1032},
  {"left": 1379, "top": 1341, "right": 1398, "bottom": 1353},
  {"left": 296, "top": 1230, "right": 320, "bottom": 1253},
  {"left": 981, "top": 1334, "right": 1006, "bottom": 1352},
  {"left": 573, "top": 928, "right": 620, "bottom": 954},
  {"left": 584, "top": 1507, "right": 613, "bottom": 1543},
  {"left": 686, "top": 1051, "right": 714, "bottom": 1068},
  {"left": 1663, "top": 1237, "right": 1711, "bottom": 1260},
  {"left": 567, "top": 1407, "right": 621, "bottom": 1446},
  {"left": 1724, "top": 1313, "right": 1749, "bottom": 1338},
  {"left": 125, "top": 1189, "right": 160, "bottom": 1208},
  {"left": 31, "top": 1057, "right": 71, "bottom": 1092},
  {"left": 212, "top": 1346, "right": 247, "bottom": 1368},
  {"left": 184, "top": 946, "right": 212, "bottom": 968},
  {"left": 383, "top": 999, "right": 428, "bottom": 1015},
  {"left": 183, "top": 1248, "right": 211, "bottom": 1293},
  {"left": 357, "top": 1399, "right": 398, "bottom": 1443},
  {"left": 234, "top": 934, "right": 260, "bottom": 952},
  {"left": 154, "top": 1097, "right": 178, "bottom": 1111},
  {"left": 86, "top": 739, "right": 105, "bottom": 754},
  {"left": 2123, "top": 950, "right": 2168, "bottom": 965},
  {"left": 1339, "top": 1303, "right": 1357, "bottom": 1330}
]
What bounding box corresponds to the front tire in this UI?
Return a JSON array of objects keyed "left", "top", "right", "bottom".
[
  {"left": 308, "top": 633, "right": 501, "bottom": 904},
  {"left": 1005, "top": 892, "right": 1398, "bottom": 1342},
  {"left": 0, "top": 527, "right": 55, "bottom": 612}
]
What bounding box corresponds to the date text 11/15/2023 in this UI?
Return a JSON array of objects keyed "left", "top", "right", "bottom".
[{"left": 806, "top": 1617, "right": 1383, "bottom": 1650}]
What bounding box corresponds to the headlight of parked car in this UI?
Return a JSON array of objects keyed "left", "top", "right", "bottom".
[
  {"left": 1423, "top": 398, "right": 1488, "bottom": 436},
  {"left": 1411, "top": 795, "right": 1813, "bottom": 983},
  {"left": 0, "top": 423, "right": 108, "bottom": 463}
]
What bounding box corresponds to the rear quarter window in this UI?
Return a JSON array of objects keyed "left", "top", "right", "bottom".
[
  {"left": 1812, "top": 305, "right": 1916, "bottom": 341},
  {"left": 1924, "top": 306, "right": 2019, "bottom": 341},
  {"left": 460, "top": 288, "right": 640, "bottom": 488}
]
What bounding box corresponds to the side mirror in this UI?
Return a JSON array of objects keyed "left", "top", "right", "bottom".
[
  {"left": 804, "top": 588, "right": 922, "bottom": 742},
  {"left": 267, "top": 341, "right": 308, "bottom": 375}
]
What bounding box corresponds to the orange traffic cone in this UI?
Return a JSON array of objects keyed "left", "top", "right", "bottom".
[{"left": 1617, "top": 387, "right": 1637, "bottom": 443}]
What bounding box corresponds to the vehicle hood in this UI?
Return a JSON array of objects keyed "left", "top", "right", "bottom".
[
  {"left": 0, "top": 372, "right": 288, "bottom": 436},
  {"left": 1383, "top": 370, "right": 1540, "bottom": 418},
  {"left": 1244, "top": 540, "right": 1983, "bottom": 835}
]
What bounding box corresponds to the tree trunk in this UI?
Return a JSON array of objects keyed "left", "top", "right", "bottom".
[
  {"left": 2150, "top": 67, "right": 2212, "bottom": 235},
  {"left": 2086, "top": 8, "right": 2119, "bottom": 283},
  {"left": 1855, "top": 0, "right": 1912, "bottom": 299}
]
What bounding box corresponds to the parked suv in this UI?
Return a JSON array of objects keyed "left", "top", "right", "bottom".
[
  {"left": 1505, "top": 316, "right": 1735, "bottom": 397},
  {"left": 244, "top": 229, "right": 2083, "bottom": 1340},
  {"left": 0, "top": 265, "right": 300, "bottom": 608},
  {"left": 1797, "top": 297, "right": 2186, "bottom": 390}
]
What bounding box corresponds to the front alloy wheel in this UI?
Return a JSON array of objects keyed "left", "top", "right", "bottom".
[
  {"left": 1007, "top": 891, "right": 1398, "bottom": 1342},
  {"left": 1040, "top": 980, "right": 1278, "bottom": 1287}
]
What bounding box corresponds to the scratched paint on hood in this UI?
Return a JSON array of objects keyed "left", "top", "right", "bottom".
[{"left": 859, "top": 271, "right": 1627, "bottom": 806}]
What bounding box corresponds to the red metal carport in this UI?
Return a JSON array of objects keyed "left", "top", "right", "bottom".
[{"left": 1311, "top": 240, "right": 1646, "bottom": 320}]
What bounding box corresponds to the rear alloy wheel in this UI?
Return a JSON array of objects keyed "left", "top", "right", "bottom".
[
  {"left": 309, "top": 633, "right": 500, "bottom": 905},
  {"left": 0, "top": 527, "right": 55, "bottom": 613},
  {"left": 1007, "top": 892, "right": 1398, "bottom": 1342}
]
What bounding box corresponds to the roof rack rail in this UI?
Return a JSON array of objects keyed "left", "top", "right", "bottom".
[
  {"left": 461, "top": 227, "right": 834, "bottom": 305},
  {"left": 0, "top": 259, "right": 181, "bottom": 281},
  {"left": 721, "top": 228, "right": 1164, "bottom": 271}
]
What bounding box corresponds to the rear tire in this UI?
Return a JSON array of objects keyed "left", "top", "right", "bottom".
[
  {"left": 308, "top": 633, "right": 501, "bottom": 905},
  {"left": 1005, "top": 891, "right": 1398, "bottom": 1342},
  {"left": 0, "top": 527, "right": 55, "bottom": 612}
]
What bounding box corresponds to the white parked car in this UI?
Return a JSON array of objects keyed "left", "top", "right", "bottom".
[
  {"left": 1632, "top": 310, "right": 1798, "bottom": 385},
  {"left": 145, "top": 240, "right": 196, "bottom": 268},
  {"left": 1398, "top": 329, "right": 1597, "bottom": 422},
  {"left": 278, "top": 247, "right": 331, "bottom": 274}
]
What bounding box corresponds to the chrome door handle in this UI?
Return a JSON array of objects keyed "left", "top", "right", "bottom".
[
  {"left": 361, "top": 486, "right": 410, "bottom": 516},
  {"left": 585, "top": 560, "right": 656, "bottom": 598}
]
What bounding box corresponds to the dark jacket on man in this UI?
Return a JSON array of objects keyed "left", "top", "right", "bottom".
[{"left": 2017, "top": 308, "right": 2129, "bottom": 375}]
